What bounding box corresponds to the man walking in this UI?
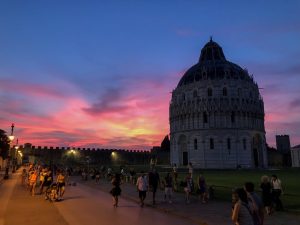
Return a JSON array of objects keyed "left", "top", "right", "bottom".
[
  {"left": 244, "top": 182, "right": 264, "bottom": 225},
  {"left": 148, "top": 168, "right": 160, "bottom": 205},
  {"left": 136, "top": 171, "right": 148, "bottom": 207}
]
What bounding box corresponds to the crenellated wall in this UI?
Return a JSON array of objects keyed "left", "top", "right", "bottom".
[{"left": 18, "top": 144, "right": 151, "bottom": 166}]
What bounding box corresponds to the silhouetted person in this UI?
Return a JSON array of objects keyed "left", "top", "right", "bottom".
[
  {"left": 148, "top": 168, "right": 160, "bottom": 205},
  {"left": 271, "top": 175, "right": 283, "bottom": 211}
]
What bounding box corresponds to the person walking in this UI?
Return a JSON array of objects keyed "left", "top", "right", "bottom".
[
  {"left": 29, "top": 170, "right": 38, "bottom": 196},
  {"left": 163, "top": 172, "right": 173, "bottom": 203},
  {"left": 172, "top": 164, "right": 178, "bottom": 191},
  {"left": 184, "top": 173, "right": 193, "bottom": 203},
  {"left": 56, "top": 170, "right": 66, "bottom": 200},
  {"left": 197, "top": 173, "right": 208, "bottom": 203},
  {"left": 43, "top": 170, "right": 53, "bottom": 198},
  {"left": 136, "top": 171, "right": 148, "bottom": 207},
  {"left": 271, "top": 174, "right": 283, "bottom": 211},
  {"left": 21, "top": 168, "right": 27, "bottom": 186},
  {"left": 148, "top": 168, "right": 160, "bottom": 205},
  {"left": 260, "top": 175, "right": 273, "bottom": 215},
  {"left": 232, "top": 188, "right": 255, "bottom": 225},
  {"left": 110, "top": 173, "right": 122, "bottom": 207},
  {"left": 39, "top": 168, "right": 48, "bottom": 194},
  {"left": 244, "top": 182, "right": 264, "bottom": 225}
]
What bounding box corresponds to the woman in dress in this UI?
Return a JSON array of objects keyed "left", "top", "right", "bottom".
[
  {"left": 184, "top": 173, "right": 193, "bottom": 204},
  {"left": 197, "top": 173, "right": 208, "bottom": 203},
  {"left": 110, "top": 173, "right": 122, "bottom": 207}
]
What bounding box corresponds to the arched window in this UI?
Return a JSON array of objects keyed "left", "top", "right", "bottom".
[
  {"left": 238, "top": 88, "right": 242, "bottom": 96},
  {"left": 210, "top": 138, "right": 214, "bottom": 149},
  {"left": 227, "top": 138, "right": 231, "bottom": 150},
  {"left": 208, "top": 88, "right": 212, "bottom": 97},
  {"left": 193, "top": 90, "right": 198, "bottom": 98},
  {"left": 223, "top": 87, "right": 228, "bottom": 96},
  {"left": 243, "top": 139, "right": 247, "bottom": 150},
  {"left": 194, "top": 139, "right": 198, "bottom": 150},
  {"left": 231, "top": 112, "right": 235, "bottom": 123},
  {"left": 182, "top": 93, "right": 185, "bottom": 101},
  {"left": 203, "top": 112, "right": 208, "bottom": 123},
  {"left": 227, "top": 138, "right": 231, "bottom": 155}
]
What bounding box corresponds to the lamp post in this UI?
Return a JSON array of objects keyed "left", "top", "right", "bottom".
[
  {"left": 12, "top": 139, "right": 19, "bottom": 172},
  {"left": 86, "top": 156, "right": 90, "bottom": 173},
  {"left": 17, "top": 150, "right": 23, "bottom": 166}
]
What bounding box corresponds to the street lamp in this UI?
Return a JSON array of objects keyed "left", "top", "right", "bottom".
[
  {"left": 8, "top": 135, "right": 15, "bottom": 142},
  {"left": 12, "top": 138, "right": 18, "bottom": 173},
  {"left": 111, "top": 151, "right": 118, "bottom": 164},
  {"left": 86, "top": 156, "right": 90, "bottom": 172},
  {"left": 17, "top": 150, "right": 23, "bottom": 166}
]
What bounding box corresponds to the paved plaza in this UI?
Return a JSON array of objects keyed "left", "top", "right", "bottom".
[{"left": 1, "top": 169, "right": 300, "bottom": 225}]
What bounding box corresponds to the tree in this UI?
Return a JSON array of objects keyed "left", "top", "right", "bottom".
[{"left": 0, "top": 129, "right": 10, "bottom": 159}]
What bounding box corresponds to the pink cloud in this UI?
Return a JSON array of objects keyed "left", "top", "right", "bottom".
[{"left": 0, "top": 75, "right": 171, "bottom": 150}]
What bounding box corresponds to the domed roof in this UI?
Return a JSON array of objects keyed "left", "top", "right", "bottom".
[
  {"left": 199, "top": 38, "right": 226, "bottom": 62},
  {"left": 177, "top": 38, "right": 251, "bottom": 87}
]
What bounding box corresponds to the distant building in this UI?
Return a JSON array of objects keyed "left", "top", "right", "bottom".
[
  {"left": 276, "top": 135, "right": 291, "bottom": 153},
  {"left": 151, "top": 135, "right": 170, "bottom": 165},
  {"left": 266, "top": 144, "right": 283, "bottom": 167},
  {"left": 276, "top": 135, "right": 291, "bottom": 166},
  {"left": 291, "top": 145, "right": 300, "bottom": 167},
  {"left": 169, "top": 39, "right": 267, "bottom": 168}
]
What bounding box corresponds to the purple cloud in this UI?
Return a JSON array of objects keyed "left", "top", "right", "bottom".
[
  {"left": 82, "top": 88, "right": 130, "bottom": 116},
  {"left": 290, "top": 99, "right": 300, "bottom": 109}
]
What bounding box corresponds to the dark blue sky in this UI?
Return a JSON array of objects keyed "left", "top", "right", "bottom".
[{"left": 0, "top": 0, "right": 299, "bottom": 149}]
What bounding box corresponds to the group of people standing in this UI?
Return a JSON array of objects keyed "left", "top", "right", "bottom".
[
  {"left": 110, "top": 164, "right": 209, "bottom": 208},
  {"left": 109, "top": 167, "right": 175, "bottom": 208},
  {"left": 21, "top": 164, "right": 67, "bottom": 201},
  {"left": 231, "top": 174, "right": 284, "bottom": 225},
  {"left": 260, "top": 174, "right": 284, "bottom": 214},
  {"left": 135, "top": 168, "right": 175, "bottom": 207}
]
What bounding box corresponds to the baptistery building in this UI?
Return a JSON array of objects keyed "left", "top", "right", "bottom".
[{"left": 169, "top": 39, "right": 268, "bottom": 168}]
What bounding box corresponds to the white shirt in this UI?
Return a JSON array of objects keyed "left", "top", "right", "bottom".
[
  {"left": 272, "top": 178, "right": 282, "bottom": 190},
  {"left": 136, "top": 175, "right": 148, "bottom": 191}
]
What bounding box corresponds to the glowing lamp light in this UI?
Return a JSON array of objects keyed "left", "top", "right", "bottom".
[
  {"left": 68, "top": 149, "right": 77, "bottom": 155},
  {"left": 8, "top": 135, "right": 15, "bottom": 141},
  {"left": 111, "top": 151, "right": 117, "bottom": 158}
]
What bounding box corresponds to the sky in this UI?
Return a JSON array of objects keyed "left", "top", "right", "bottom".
[{"left": 0, "top": 0, "right": 299, "bottom": 150}]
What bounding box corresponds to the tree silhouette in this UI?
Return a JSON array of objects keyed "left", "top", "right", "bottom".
[{"left": 0, "top": 129, "right": 10, "bottom": 159}]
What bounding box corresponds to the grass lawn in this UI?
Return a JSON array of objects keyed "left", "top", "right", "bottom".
[{"left": 174, "top": 168, "right": 300, "bottom": 213}]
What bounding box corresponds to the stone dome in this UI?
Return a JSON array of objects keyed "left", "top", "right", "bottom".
[
  {"left": 169, "top": 39, "right": 267, "bottom": 169},
  {"left": 177, "top": 38, "right": 252, "bottom": 87}
]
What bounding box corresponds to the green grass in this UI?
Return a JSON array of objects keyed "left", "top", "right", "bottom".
[{"left": 175, "top": 168, "right": 300, "bottom": 213}]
